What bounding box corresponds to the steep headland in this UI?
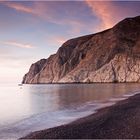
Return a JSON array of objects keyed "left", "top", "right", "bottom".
[{"left": 22, "top": 16, "right": 140, "bottom": 84}]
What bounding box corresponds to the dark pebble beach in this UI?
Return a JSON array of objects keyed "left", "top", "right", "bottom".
[{"left": 22, "top": 93, "right": 140, "bottom": 139}]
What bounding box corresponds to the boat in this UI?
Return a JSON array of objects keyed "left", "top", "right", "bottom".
[{"left": 18, "top": 84, "right": 23, "bottom": 86}]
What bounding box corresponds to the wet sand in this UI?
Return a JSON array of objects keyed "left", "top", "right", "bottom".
[{"left": 22, "top": 93, "right": 140, "bottom": 139}]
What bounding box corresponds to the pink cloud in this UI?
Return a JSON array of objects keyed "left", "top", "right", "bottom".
[
  {"left": 2, "top": 2, "right": 58, "bottom": 23},
  {"left": 1, "top": 2, "right": 51, "bottom": 22},
  {"left": 2, "top": 2, "right": 86, "bottom": 33},
  {"left": 4, "top": 2, "right": 35, "bottom": 15},
  {"left": 55, "top": 37, "right": 66, "bottom": 45},
  {"left": 46, "top": 36, "right": 67, "bottom": 46},
  {"left": 0, "top": 41, "right": 35, "bottom": 49},
  {"left": 85, "top": 1, "right": 118, "bottom": 30}
]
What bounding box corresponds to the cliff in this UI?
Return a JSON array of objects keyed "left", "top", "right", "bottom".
[{"left": 22, "top": 15, "right": 140, "bottom": 84}]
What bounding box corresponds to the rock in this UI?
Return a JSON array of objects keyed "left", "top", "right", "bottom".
[
  {"left": 22, "top": 59, "right": 47, "bottom": 83},
  {"left": 22, "top": 15, "right": 140, "bottom": 84}
]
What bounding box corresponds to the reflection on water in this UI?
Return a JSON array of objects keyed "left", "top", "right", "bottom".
[
  {"left": 27, "top": 84, "right": 140, "bottom": 110},
  {"left": 0, "top": 83, "right": 140, "bottom": 138}
]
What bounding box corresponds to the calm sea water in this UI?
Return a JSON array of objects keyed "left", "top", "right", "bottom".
[{"left": 0, "top": 83, "right": 140, "bottom": 138}]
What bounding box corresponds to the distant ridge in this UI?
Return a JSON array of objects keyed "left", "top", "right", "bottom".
[{"left": 22, "top": 16, "right": 140, "bottom": 84}]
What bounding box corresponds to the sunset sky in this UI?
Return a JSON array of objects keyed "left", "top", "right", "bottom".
[{"left": 0, "top": 1, "right": 140, "bottom": 84}]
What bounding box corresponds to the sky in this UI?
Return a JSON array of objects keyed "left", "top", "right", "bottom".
[{"left": 0, "top": 1, "right": 140, "bottom": 84}]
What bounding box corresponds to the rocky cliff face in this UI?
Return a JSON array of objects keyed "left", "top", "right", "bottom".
[{"left": 22, "top": 16, "right": 140, "bottom": 84}]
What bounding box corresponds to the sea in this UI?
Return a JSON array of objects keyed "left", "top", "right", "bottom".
[{"left": 0, "top": 83, "right": 140, "bottom": 138}]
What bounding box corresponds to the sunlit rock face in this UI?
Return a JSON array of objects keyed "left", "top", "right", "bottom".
[{"left": 22, "top": 16, "right": 140, "bottom": 84}]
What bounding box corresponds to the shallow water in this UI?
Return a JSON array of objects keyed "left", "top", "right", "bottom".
[{"left": 0, "top": 83, "right": 140, "bottom": 138}]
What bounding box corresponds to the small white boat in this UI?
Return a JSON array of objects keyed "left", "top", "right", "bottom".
[{"left": 18, "top": 84, "right": 23, "bottom": 86}]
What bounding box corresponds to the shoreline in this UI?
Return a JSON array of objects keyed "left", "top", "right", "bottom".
[
  {"left": 23, "top": 82, "right": 140, "bottom": 85},
  {"left": 22, "top": 93, "right": 140, "bottom": 139}
]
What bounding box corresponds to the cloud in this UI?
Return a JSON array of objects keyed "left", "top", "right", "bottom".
[
  {"left": 2, "top": 1, "right": 140, "bottom": 34},
  {"left": 46, "top": 36, "right": 67, "bottom": 47},
  {"left": 85, "top": 1, "right": 116, "bottom": 30},
  {"left": 4, "top": 2, "right": 35, "bottom": 15},
  {"left": 1, "top": 2, "right": 87, "bottom": 34},
  {"left": 54, "top": 37, "right": 66, "bottom": 45},
  {"left": 0, "top": 41, "right": 34, "bottom": 49},
  {"left": 2, "top": 2, "right": 59, "bottom": 23}
]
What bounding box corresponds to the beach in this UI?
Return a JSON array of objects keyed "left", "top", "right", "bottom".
[{"left": 22, "top": 93, "right": 140, "bottom": 139}]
